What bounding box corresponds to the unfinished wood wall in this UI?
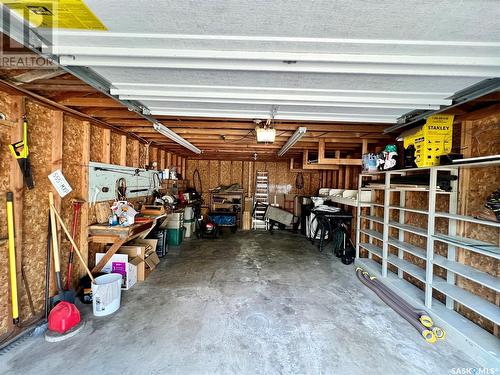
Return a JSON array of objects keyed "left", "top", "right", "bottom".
[
  {"left": 318, "top": 166, "right": 361, "bottom": 190},
  {"left": 0, "top": 88, "right": 181, "bottom": 340},
  {"left": 185, "top": 159, "right": 321, "bottom": 204},
  {"left": 456, "top": 112, "right": 499, "bottom": 336}
]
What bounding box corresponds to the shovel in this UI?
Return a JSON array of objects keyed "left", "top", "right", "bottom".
[{"left": 49, "top": 192, "right": 75, "bottom": 306}]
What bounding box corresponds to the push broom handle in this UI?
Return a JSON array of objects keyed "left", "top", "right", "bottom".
[{"left": 49, "top": 201, "right": 94, "bottom": 282}]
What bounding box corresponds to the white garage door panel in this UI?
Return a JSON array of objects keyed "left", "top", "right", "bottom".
[
  {"left": 97, "top": 68, "right": 483, "bottom": 94},
  {"left": 81, "top": 0, "right": 499, "bottom": 41}
]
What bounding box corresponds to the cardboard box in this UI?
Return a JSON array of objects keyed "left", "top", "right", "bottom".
[
  {"left": 403, "top": 114, "right": 454, "bottom": 167},
  {"left": 112, "top": 238, "right": 159, "bottom": 281},
  {"left": 95, "top": 253, "right": 141, "bottom": 290}
]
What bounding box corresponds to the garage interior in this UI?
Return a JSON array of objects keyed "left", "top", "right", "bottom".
[{"left": 0, "top": 1, "right": 499, "bottom": 373}]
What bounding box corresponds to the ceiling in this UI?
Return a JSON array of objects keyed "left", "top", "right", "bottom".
[{"left": 1, "top": 0, "right": 500, "bottom": 159}]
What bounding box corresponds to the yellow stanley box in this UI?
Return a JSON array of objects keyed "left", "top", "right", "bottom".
[{"left": 403, "top": 114, "right": 454, "bottom": 167}]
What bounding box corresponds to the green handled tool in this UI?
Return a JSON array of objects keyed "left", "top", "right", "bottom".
[{"left": 9, "top": 118, "right": 34, "bottom": 189}]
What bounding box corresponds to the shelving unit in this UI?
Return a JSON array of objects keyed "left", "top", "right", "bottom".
[
  {"left": 355, "top": 157, "right": 500, "bottom": 368},
  {"left": 209, "top": 189, "right": 244, "bottom": 228}
]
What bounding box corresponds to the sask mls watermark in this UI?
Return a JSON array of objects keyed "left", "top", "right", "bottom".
[
  {"left": 449, "top": 367, "right": 498, "bottom": 375},
  {"left": 1, "top": 54, "right": 54, "bottom": 68}
]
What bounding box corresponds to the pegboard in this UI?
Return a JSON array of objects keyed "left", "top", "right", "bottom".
[{"left": 88, "top": 161, "right": 160, "bottom": 203}]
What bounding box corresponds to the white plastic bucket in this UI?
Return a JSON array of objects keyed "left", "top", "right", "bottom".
[
  {"left": 184, "top": 206, "right": 194, "bottom": 220},
  {"left": 92, "top": 273, "right": 122, "bottom": 317}
]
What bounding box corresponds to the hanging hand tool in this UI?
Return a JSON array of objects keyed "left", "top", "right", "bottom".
[
  {"left": 65, "top": 199, "right": 84, "bottom": 291},
  {"left": 9, "top": 117, "right": 34, "bottom": 189},
  {"left": 6, "top": 192, "right": 19, "bottom": 324},
  {"left": 49, "top": 192, "right": 76, "bottom": 306}
]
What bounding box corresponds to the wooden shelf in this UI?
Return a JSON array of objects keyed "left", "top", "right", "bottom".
[
  {"left": 387, "top": 237, "right": 426, "bottom": 260},
  {"left": 432, "top": 280, "right": 500, "bottom": 325},
  {"left": 433, "top": 233, "right": 500, "bottom": 260},
  {"left": 433, "top": 255, "right": 500, "bottom": 292},
  {"left": 388, "top": 221, "right": 427, "bottom": 237},
  {"left": 360, "top": 215, "right": 384, "bottom": 224},
  {"left": 435, "top": 212, "right": 500, "bottom": 228},
  {"left": 359, "top": 243, "right": 382, "bottom": 258}
]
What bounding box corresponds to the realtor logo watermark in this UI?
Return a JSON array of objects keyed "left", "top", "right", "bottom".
[
  {"left": 450, "top": 368, "right": 498, "bottom": 375},
  {"left": 1, "top": 3, "right": 55, "bottom": 68},
  {"left": 1, "top": 54, "right": 54, "bottom": 68}
]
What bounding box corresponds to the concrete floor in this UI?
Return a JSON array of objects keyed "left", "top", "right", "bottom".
[{"left": 1, "top": 231, "right": 476, "bottom": 374}]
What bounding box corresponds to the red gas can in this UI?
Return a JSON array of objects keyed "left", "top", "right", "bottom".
[{"left": 48, "top": 301, "right": 81, "bottom": 334}]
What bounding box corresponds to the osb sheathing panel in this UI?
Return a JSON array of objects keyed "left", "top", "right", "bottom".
[
  {"left": 186, "top": 159, "right": 321, "bottom": 199},
  {"left": 110, "top": 132, "right": 122, "bottom": 165},
  {"left": 126, "top": 138, "right": 135, "bottom": 167},
  {"left": 0, "top": 124, "right": 12, "bottom": 336},
  {"left": 60, "top": 116, "right": 89, "bottom": 288},
  {"left": 19, "top": 101, "right": 55, "bottom": 322},
  {"left": 457, "top": 114, "right": 499, "bottom": 333},
  {"left": 90, "top": 125, "right": 104, "bottom": 163},
  {"left": 220, "top": 160, "right": 232, "bottom": 186}
]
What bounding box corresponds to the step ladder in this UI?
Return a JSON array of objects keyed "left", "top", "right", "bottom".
[{"left": 253, "top": 171, "right": 269, "bottom": 230}]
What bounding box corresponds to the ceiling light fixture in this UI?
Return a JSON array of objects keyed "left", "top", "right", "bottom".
[
  {"left": 153, "top": 122, "right": 202, "bottom": 154},
  {"left": 278, "top": 127, "right": 307, "bottom": 157},
  {"left": 256, "top": 106, "right": 278, "bottom": 143}
]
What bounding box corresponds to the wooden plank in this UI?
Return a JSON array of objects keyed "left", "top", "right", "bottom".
[
  {"left": 318, "top": 139, "right": 326, "bottom": 163},
  {"left": 102, "top": 128, "right": 111, "bottom": 164},
  {"left": 79, "top": 121, "right": 91, "bottom": 280},
  {"left": 132, "top": 139, "right": 140, "bottom": 167},
  {"left": 59, "top": 98, "right": 124, "bottom": 108},
  {"left": 181, "top": 157, "right": 186, "bottom": 180},
  {"left": 119, "top": 135, "right": 127, "bottom": 166},
  {"left": 149, "top": 147, "right": 157, "bottom": 169},
  {"left": 362, "top": 139, "right": 369, "bottom": 154},
  {"left": 159, "top": 150, "right": 165, "bottom": 170},
  {"left": 166, "top": 152, "right": 172, "bottom": 167}
]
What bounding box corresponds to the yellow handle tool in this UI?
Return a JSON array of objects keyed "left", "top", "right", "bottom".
[
  {"left": 6, "top": 192, "right": 19, "bottom": 324},
  {"left": 9, "top": 119, "right": 34, "bottom": 189}
]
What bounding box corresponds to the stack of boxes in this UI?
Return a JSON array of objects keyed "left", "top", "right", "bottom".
[{"left": 96, "top": 239, "right": 160, "bottom": 290}]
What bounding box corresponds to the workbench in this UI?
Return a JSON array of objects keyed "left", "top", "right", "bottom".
[{"left": 89, "top": 220, "right": 156, "bottom": 273}]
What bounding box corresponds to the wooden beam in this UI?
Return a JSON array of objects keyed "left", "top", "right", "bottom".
[
  {"left": 159, "top": 150, "right": 165, "bottom": 170},
  {"left": 132, "top": 139, "right": 140, "bottom": 167},
  {"left": 12, "top": 69, "right": 65, "bottom": 84},
  {"left": 119, "top": 135, "right": 127, "bottom": 166},
  {"left": 301, "top": 150, "right": 340, "bottom": 170},
  {"left": 21, "top": 84, "right": 96, "bottom": 92},
  {"left": 59, "top": 98, "right": 124, "bottom": 108},
  {"left": 150, "top": 147, "right": 158, "bottom": 169},
  {"left": 78, "top": 121, "right": 91, "bottom": 282},
  {"left": 102, "top": 128, "right": 111, "bottom": 164},
  {"left": 316, "top": 138, "right": 363, "bottom": 166},
  {"left": 51, "top": 110, "right": 64, "bottom": 212}
]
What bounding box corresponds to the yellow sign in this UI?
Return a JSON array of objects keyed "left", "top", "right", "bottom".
[{"left": 1, "top": 0, "right": 107, "bottom": 30}]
